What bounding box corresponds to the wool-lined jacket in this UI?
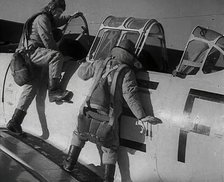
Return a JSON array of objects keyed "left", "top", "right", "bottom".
[
  {"left": 28, "top": 13, "right": 70, "bottom": 50},
  {"left": 78, "top": 47, "right": 146, "bottom": 147}
]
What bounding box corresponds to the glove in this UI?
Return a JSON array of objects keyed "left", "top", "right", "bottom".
[
  {"left": 140, "top": 115, "right": 162, "bottom": 125},
  {"left": 71, "top": 11, "right": 83, "bottom": 19}
]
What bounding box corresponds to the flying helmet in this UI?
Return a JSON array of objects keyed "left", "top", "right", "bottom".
[
  {"left": 47, "top": 0, "right": 66, "bottom": 11},
  {"left": 111, "top": 39, "right": 142, "bottom": 69}
]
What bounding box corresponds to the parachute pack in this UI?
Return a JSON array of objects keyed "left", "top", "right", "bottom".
[
  {"left": 9, "top": 13, "right": 43, "bottom": 86},
  {"left": 77, "top": 60, "right": 128, "bottom": 146},
  {"left": 10, "top": 50, "right": 32, "bottom": 86}
]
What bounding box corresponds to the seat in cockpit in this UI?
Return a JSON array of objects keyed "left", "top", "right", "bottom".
[{"left": 202, "top": 49, "right": 221, "bottom": 74}]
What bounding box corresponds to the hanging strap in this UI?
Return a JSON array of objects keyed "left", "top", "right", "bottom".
[
  {"left": 82, "top": 63, "right": 128, "bottom": 127},
  {"left": 2, "top": 62, "right": 10, "bottom": 106},
  {"left": 19, "top": 13, "right": 39, "bottom": 71},
  {"left": 79, "top": 57, "right": 112, "bottom": 114},
  {"left": 108, "top": 64, "right": 128, "bottom": 126},
  {"left": 81, "top": 57, "right": 129, "bottom": 127},
  {"left": 85, "top": 57, "right": 112, "bottom": 106},
  {"left": 18, "top": 12, "right": 42, "bottom": 51}
]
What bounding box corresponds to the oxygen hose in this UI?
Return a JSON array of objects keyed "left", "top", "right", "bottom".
[{"left": 1, "top": 62, "right": 10, "bottom": 122}]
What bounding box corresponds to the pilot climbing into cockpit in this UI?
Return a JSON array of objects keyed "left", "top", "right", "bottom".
[
  {"left": 63, "top": 39, "right": 162, "bottom": 182},
  {"left": 6, "top": 0, "right": 83, "bottom": 135}
]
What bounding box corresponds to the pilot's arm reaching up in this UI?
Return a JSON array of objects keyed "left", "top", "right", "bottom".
[{"left": 6, "top": 0, "right": 83, "bottom": 135}]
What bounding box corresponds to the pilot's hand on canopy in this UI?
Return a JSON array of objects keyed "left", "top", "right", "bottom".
[
  {"left": 172, "top": 70, "right": 178, "bottom": 77},
  {"left": 140, "top": 116, "right": 162, "bottom": 125},
  {"left": 71, "top": 11, "right": 83, "bottom": 18}
]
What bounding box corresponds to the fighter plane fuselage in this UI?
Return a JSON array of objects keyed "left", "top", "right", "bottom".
[{"left": 1, "top": 1, "right": 224, "bottom": 181}]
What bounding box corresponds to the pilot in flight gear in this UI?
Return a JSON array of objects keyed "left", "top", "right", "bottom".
[
  {"left": 6, "top": 0, "right": 83, "bottom": 135},
  {"left": 63, "top": 39, "right": 162, "bottom": 182}
]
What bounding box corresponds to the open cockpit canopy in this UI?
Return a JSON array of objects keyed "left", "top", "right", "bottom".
[
  {"left": 86, "top": 16, "right": 168, "bottom": 72},
  {"left": 176, "top": 26, "right": 224, "bottom": 76}
]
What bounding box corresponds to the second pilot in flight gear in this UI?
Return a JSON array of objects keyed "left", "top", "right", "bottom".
[{"left": 63, "top": 39, "right": 162, "bottom": 182}]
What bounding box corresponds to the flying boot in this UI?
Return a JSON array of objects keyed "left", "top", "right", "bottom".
[
  {"left": 48, "top": 78, "right": 73, "bottom": 102},
  {"left": 6, "top": 108, "right": 26, "bottom": 135},
  {"left": 104, "top": 164, "right": 116, "bottom": 182},
  {"left": 63, "top": 145, "right": 82, "bottom": 172}
]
